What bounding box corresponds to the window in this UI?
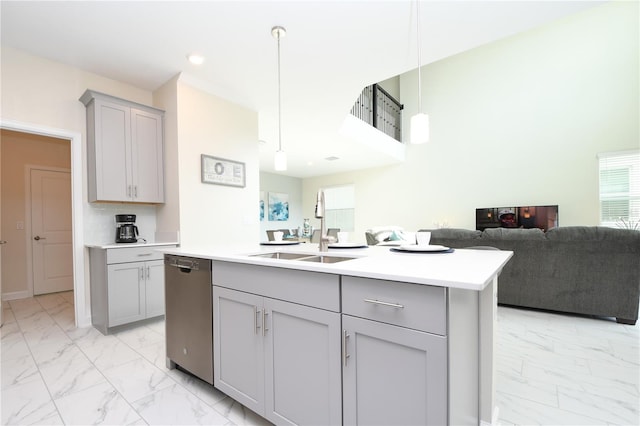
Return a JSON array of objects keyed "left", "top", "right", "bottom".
[
  {"left": 323, "top": 185, "right": 355, "bottom": 232},
  {"left": 598, "top": 150, "right": 640, "bottom": 228}
]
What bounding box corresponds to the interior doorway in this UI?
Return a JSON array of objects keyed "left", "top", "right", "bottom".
[{"left": 0, "top": 119, "right": 87, "bottom": 327}]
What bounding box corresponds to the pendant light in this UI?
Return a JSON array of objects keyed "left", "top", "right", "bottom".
[
  {"left": 410, "top": 0, "right": 429, "bottom": 144},
  {"left": 272, "top": 26, "right": 287, "bottom": 171}
]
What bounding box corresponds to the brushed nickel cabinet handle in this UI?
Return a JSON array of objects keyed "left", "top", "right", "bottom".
[
  {"left": 363, "top": 298, "right": 404, "bottom": 309},
  {"left": 254, "top": 307, "right": 261, "bottom": 335},
  {"left": 342, "top": 329, "right": 350, "bottom": 367},
  {"left": 262, "top": 311, "right": 269, "bottom": 337}
]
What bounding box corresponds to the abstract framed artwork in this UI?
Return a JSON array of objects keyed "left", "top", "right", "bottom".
[{"left": 268, "top": 192, "right": 289, "bottom": 221}]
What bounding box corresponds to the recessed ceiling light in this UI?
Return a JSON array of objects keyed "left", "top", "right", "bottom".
[
  {"left": 187, "top": 54, "right": 205, "bottom": 65},
  {"left": 324, "top": 156, "right": 340, "bottom": 161}
]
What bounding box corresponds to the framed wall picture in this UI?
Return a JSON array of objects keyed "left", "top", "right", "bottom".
[
  {"left": 201, "top": 154, "right": 245, "bottom": 188},
  {"left": 260, "top": 191, "right": 265, "bottom": 221},
  {"left": 268, "top": 192, "right": 289, "bottom": 221}
]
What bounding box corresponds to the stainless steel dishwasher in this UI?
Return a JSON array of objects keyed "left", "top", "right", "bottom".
[{"left": 164, "top": 255, "right": 213, "bottom": 384}]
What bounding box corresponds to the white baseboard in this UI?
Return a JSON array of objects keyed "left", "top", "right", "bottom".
[{"left": 2, "top": 290, "right": 31, "bottom": 301}]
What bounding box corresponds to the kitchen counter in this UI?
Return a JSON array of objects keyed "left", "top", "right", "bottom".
[
  {"left": 86, "top": 241, "right": 179, "bottom": 249},
  {"left": 160, "top": 242, "right": 512, "bottom": 425},
  {"left": 158, "top": 242, "right": 512, "bottom": 291}
]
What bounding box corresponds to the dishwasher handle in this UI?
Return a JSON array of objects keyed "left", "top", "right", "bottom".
[{"left": 166, "top": 257, "right": 200, "bottom": 272}]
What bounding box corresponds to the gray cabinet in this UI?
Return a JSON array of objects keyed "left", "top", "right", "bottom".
[
  {"left": 80, "top": 89, "right": 165, "bottom": 203},
  {"left": 341, "top": 276, "right": 448, "bottom": 425},
  {"left": 342, "top": 315, "right": 447, "bottom": 425},
  {"left": 212, "top": 261, "right": 342, "bottom": 426},
  {"left": 89, "top": 245, "right": 175, "bottom": 334}
]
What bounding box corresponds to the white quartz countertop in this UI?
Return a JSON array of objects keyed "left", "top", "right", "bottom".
[
  {"left": 86, "top": 241, "right": 179, "bottom": 249},
  {"left": 158, "top": 242, "right": 513, "bottom": 291}
]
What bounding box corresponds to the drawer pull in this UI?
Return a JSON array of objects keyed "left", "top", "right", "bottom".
[
  {"left": 137, "top": 253, "right": 152, "bottom": 257},
  {"left": 363, "top": 299, "right": 404, "bottom": 309}
]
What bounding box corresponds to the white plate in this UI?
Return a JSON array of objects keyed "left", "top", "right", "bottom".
[
  {"left": 260, "top": 241, "right": 300, "bottom": 245},
  {"left": 395, "top": 244, "right": 450, "bottom": 252},
  {"left": 328, "top": 243, "right": 368, "bottom": 249}
]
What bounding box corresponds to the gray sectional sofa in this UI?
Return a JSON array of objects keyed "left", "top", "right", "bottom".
[{"left": 423, "top": 226, "right": 640, "bottom": 325}]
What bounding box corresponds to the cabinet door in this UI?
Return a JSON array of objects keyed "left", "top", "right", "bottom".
[
  {"left": 213, "top": 286, "right": 265, "bottom": 415},
  {"left": 131, "top": 108, "right": 164, "bottom": 203},
  {"left": 144, "top": 260, "right": 165, "bottom": 318},
  {"left": 107, "top": 262, "right": 145, "bottom": 326},
  {"left": 93, "top": 99, "right": 132, "bottom": 201},
  {"left": 264, "top": 298, "right": 342, "bottom": 426},
  {"left": 342, "top": 315, "right": 448, "bottom": 426}
]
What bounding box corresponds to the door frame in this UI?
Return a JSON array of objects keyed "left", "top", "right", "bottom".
[
  {"left": 0, "top": 118, "right": 88, "bottom": 327},
  {"left": 25, "top": 165, "right": 72, "bottom": 297}
]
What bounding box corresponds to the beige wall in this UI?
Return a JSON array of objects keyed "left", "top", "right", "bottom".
[
  {"left": 174, "top": 81, "right": 260, "bottom": 247},
  {"left": 0, "top": 130, "right": 71, "bottom": 296},
  {"left": 0, "top": 47, "right": 164, "bottom": 309},
  {"left": 304, "top": 2, "right": 639, "bottom": 239}
]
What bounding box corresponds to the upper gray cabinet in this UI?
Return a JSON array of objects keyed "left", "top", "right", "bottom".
[{"left": 80, "top": 90, "right": 165, "bottom": 203}]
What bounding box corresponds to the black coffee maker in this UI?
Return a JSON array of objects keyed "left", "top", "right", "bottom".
[{"left": 115, "top": 214, "right": 139, "bottom": 243}]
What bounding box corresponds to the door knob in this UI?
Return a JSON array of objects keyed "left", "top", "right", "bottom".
[
  {"left": 0, "top": 240, "right": 7, "bottom": 244},
  {"left": 34, "top": 236, "right": 46, "bottom": 241}
]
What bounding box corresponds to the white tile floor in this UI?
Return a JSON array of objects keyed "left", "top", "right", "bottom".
[{"left": 1, "top": 292, "right": 638, "bottom": 425}]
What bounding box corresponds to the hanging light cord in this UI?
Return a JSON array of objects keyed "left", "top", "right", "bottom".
[
  {"left": 416, "top": 0, "right": 423, "bottom": 113},
  {"left": 276, "top": 29, "right": 283, "bottom": 152}
]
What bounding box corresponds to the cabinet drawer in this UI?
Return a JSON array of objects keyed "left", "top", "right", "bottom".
[
  {"left": 213, "top": 261, "right": 340, "bottom": 312},
  {"left": 342, "top": 276, "right": 447, "bottom": 335},
  {"left": 107, "top": 246, "right": 171, "bottom": 264}
]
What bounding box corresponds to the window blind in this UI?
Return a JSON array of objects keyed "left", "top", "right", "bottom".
[{"left": 598, "top": 150, "right": 640, "bottom": 227}]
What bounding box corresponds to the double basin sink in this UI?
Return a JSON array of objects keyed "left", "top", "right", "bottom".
[{"left": 250, "top": 251, "right": 355, "bottom": 264}]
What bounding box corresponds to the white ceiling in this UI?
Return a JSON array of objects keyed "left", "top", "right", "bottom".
[{"left": 1, "top": 0, "right": 603, "bottom": 178}]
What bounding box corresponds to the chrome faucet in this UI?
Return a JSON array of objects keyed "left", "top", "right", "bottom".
[{"left": 314, "top": 189, "right": 333, "bottom": 251}]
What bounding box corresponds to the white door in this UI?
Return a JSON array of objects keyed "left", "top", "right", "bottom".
[
  {"left": 31, "top": 169, "right": 73, "bottom": 295},
  {"left": 0, "top": 143, "right": 4, "bottom": 325}
]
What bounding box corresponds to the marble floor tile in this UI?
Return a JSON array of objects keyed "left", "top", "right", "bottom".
[
  {"left": 102, "top": 357, "right": 175, "bottom": 402},
  {"left": 166, "top": 368, "right": 228, "bottom": 408},
  {"left": 2, "top": 291, "right": 638, "bottom": 425},
  {"left": 1, "top": 353, "right": 40, "bottom": 389},
  {"left": 36, "top": 343, "right": 106, "bottom": 399},
  {"left": 132, "top": 383, "right": 231, "bottom": 425},
  {"left": 213, "top": 395, "right": 274, "bottom": 426},
  {"left": 75, "top": 329, "right": 141, "bottom": 370},
  {"left": 54, "top": 380, "right": 143, "bottom": 425},
  {"left": 1, "top": 374, "right": 63, "bottom": 425},
  {"left": 114, "top": 324, "right": 164, "bottom": 350}
]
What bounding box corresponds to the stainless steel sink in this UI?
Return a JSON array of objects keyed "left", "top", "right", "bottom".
[
  {"left": 250, "top": 252, "right": 311, "bottom": 260},
  {"left": 249, "top": 252, "right": 355, "bottom": 264},
  {"left": 296, "top": 255, "right": 354, "bottom": 264}
]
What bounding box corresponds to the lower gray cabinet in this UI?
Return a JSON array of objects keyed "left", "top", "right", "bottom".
[
  {"left": 106, "top": 259, "right": 165, "bottom": 327},
  {"left": 213, "top": 285, "right": 342, "bottom": 426},
  {"left": 342, "top": 315, "right": 447, "bottom": 425},
  {"left": 89, "top": 245, "right": 174, "bottom": 334}
]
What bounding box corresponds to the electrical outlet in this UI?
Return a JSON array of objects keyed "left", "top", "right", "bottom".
[{"left": 16, "top": 221, "right": 24, "bottom": 230}]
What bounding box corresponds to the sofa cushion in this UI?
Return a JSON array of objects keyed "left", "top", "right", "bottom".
[
  {"left": 483, "top": 228, "right": 546, "bottom": 240},
  {"left": 546, "top": 226, "right": 640, "bottom": 242},
  {"left": 423, "top": 228, "right": 481, "bottom": 239}
]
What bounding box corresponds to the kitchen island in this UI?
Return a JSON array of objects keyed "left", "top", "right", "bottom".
[{"left": 160, "top": 243, "right": 512, "bottom": 426}]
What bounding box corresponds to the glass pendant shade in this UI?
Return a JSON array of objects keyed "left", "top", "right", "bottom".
[
  {"left": 410, "top": 112, "right": 429, "bottom": 144},
  {"left": 274, "top": 149, "right": 287, "bottom": 171}
]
